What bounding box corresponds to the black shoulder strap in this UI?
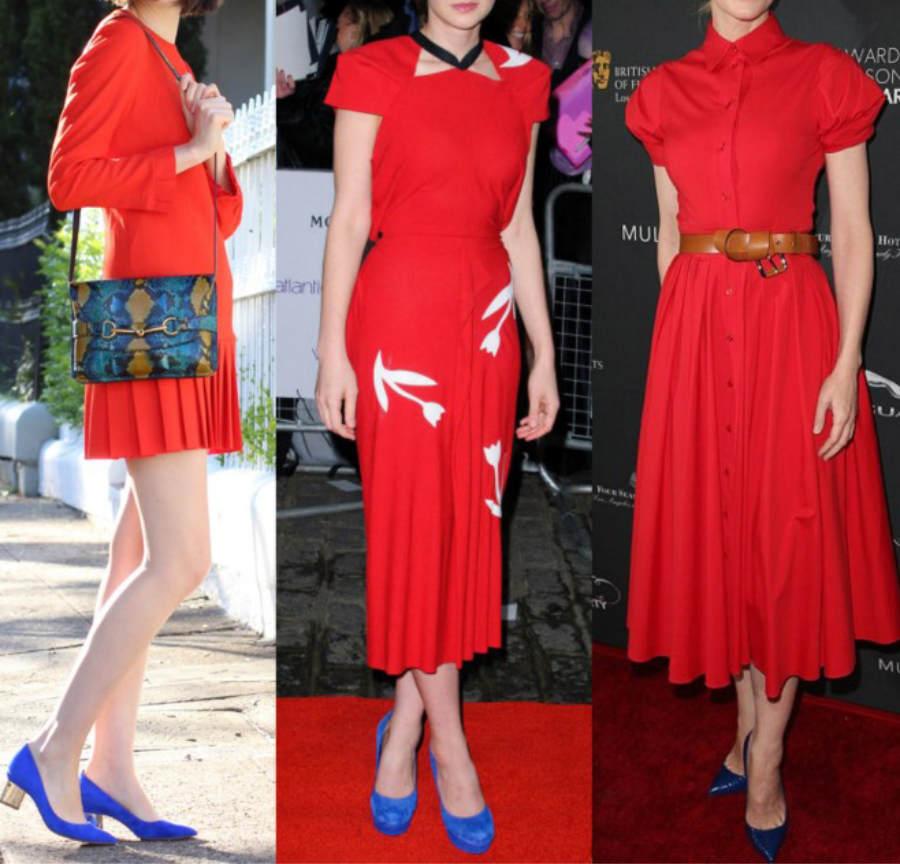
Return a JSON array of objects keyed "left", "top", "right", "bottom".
[{"left": 68, "top": 10, "right": 218, "bottom": 283}]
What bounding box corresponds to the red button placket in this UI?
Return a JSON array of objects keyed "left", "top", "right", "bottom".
[{"left": 717, "top": 49, "right": 745, "bottom": 568}]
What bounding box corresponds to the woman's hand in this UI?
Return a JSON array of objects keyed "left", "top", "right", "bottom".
[
  {"left": 315, "top": 349, "right": 358, "bottom": 441},
  {"left": 516, "top": 358, "right": 560, "bottom": 441},
  {"left": 180, "top": 74, "right": 233, "bottom": 159},
  {"left": 813, "top": 361, "right": 859, "bottom": 460},
  {"left": 276, "top": 68, "right": 296, "bottom": 98}
]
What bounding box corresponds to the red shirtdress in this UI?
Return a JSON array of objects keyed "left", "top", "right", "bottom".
[
  {"left": 625, "top": 16, "right": 900, "bottom": 698},
  {"left": 324, "top": 36, "right": 550, "bottom": 674},
  {"left": 48, "top": 9, "right": 243, "bottom": 459}
]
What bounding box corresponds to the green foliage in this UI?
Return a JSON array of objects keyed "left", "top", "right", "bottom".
[
  {"left": 235, "top": 361, "right": 276, "bottom": 470},
  {"left": 1, "top": 1, "right": 208, "bottom": 219},
  {"left": 34, "top": 214, "right": 103, "bottom": 426}
]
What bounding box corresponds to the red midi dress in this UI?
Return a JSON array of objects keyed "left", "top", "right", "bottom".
[
  {"left": 324, "top": 36, "right": 550, "bottom": 674},
  {"left": 48, "top": 9, "right": 243, "bottom": 460},
  {"left": 625, "top": 16, "right": 900, "bottom": 698}
]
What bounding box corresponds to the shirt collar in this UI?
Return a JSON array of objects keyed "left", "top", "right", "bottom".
[{"left": 702, "top": 14, "right": 788, "bottom": 70}]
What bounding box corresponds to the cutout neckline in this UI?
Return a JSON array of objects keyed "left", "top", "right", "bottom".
[{"left": 411, "top": 29, "right": 484, "bottom": 71}]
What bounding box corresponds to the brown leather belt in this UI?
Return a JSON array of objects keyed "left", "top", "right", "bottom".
[{"left": 679, "top": 230, "right": 819, "bottom": 278}]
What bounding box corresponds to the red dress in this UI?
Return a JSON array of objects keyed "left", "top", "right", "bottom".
[
  {"left": 625, "top": 16, "right": 900, "bottom": 698},
  {"left": 325, "top": 36, "right": 550, "bottom": 673},
  {"left": 48, "top": 9, "right": 243, "bottom": 459}
]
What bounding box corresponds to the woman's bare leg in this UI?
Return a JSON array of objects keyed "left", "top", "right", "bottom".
[
  {"left": 28, "top": 450, "right": 211, "bottom": 823},
  {"left": 724, "top": 668, "right": 756, "bottom": 775},
  {"left": 746, "top": 665, "right": 797, "bottom": 829},
  {"left": 413, "top": 663, "right": 484, "bottom": 817},
  {"left": 374, "top": 670, "right": 424, "bottom": 797},
  {"left": 82, "top": 479, "right": 158, "bottom": 820}
]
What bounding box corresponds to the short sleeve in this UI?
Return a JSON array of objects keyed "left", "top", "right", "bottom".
[
  {"left": 517, "top": 58, "right": 552, "bottom": 126},
  {"left": 817, "top": 45, "right": 885, "bottom": 153},
  {"left": 625, "top": 66, "right": 665, "bottom": 166},
  {"left": 324, "top": 46, "right": 399, "bottom": 117}
]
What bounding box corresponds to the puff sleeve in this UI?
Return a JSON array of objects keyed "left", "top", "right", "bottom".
[
  {"left": 516, "top": 57, "right": 552, "bottom": 126},
  {"left": 625, "top": 66, "right": 666, "bottom": 166},
  {"left": 324, "top": 46, "right": 400, "bottom": 117},
  {"left": 47, "top": 16, "right": 177, "bottom": 213},
  {"left": 816, "top": 45, "right": 885, "bottom": 153}
]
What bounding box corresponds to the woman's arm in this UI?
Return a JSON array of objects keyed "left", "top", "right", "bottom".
[
  {"left": 314, "top": 108, "right": 380, "bottom": 440},
  {"left": 179, "top": 75, "right": 243, "bottom": 237},
  {"left": 500, "top": 125, "right": 560, "bottom": 442},
  {"left": 48, "top": 20, "right": 218, "bottom": 212},
  {"left": 653, "top": 165, "right": 679, "bottom": 283},
  {"left": 814, "top": 143, "right": 874, "bottom": 459}
]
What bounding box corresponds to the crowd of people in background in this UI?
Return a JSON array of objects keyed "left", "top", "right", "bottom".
[{"left": 275, "top": 0, "right": 591, "bottom": 252}]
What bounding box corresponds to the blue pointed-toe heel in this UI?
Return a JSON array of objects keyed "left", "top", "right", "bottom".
[
  {"left": 708, "top": 742, "right": 748, "bottom": 797},
  {"left": 429, "top": 752, "right": 495, "bottom": 855},
  {"left": 80, "top": 773, "right": 197, "bottom": 841},
  {"left": 370, "top": 711, "right": 418, "bottom": 836},
  {"left": 743, "top": 733, "right": 788, "bottom": 863},
  {"left": 1, "top": 745, "right": 117, "bottom": 845}
]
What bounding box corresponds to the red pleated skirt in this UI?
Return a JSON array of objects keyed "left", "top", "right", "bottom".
[
  {"left": 83, "top": 335, "right": 242, "bottom": 459},
  {"left": 628, "top": 253, "right": 900, "bottom": 698},
  {"left": 348, "top": 232, "right": 520, "bottom": 674}
]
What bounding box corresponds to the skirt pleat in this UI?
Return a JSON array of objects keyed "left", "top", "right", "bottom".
[
  {"left": 83, "top": 335, "right": 242, "bottom": 460},
  {"left": 628, "top": 253, "right": 900, "bottom": 698},
  {"left": 349, "top": 234, "right": 519, "bottom": 674}
]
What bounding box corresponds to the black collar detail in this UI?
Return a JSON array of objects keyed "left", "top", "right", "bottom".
[{"left": 411, "top": 29, "right": 483, "bottom": 70}]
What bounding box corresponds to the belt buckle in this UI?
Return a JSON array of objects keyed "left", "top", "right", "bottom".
[{"left": 756, "top": 254, "right": 788, "bottom": 279}]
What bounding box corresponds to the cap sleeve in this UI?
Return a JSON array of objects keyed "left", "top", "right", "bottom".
[
  {"left": 324, "top": 46, "right": 399, "bottom": 117},
  {"left": 625, "top": 66, "right": 665, "bottom": 166},
  {"left": 817, "top": 45, "right": 885, "bottom": 153},
  {"left": 517, "top": 58, "right": 552, "bottom": 126}
]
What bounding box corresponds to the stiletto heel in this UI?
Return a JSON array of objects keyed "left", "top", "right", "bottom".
[
  {"left": 743, "top": 732, "right": 788, "bottom": 862},
  {"left": 3, "top": 745, "right": 117, "bottom": 844},
  {"left": 80, "top": 774, "right": 197, "bottom": 841},
  {"left": 1, "top": 780, "right": 25, "bottom": 809},
  {"left": 429, "top": 751, "right": 495, "bottom": 855},
  {"left": 370, "top": 711, "right": 418, "bottom": 836}
]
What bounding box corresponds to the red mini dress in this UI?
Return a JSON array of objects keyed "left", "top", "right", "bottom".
[
  {"left": 48, "top": 9, "right": 243, "bottom": 460},
  {"left": 325, "top": 36, "right": 550, "bottom": 674},
  {"left": 625, "top": 16, "right": 900, "bottom": 697}
]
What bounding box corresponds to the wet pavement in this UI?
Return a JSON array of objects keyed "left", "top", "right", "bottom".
[{"left": 276, "top": 461, "right": 592, "bottom": 704}]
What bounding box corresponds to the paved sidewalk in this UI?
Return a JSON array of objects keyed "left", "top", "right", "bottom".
[
  {"left": 0, "top": 494, "right": 275, "bottom": 864},
  {"left": 277, "top": 465, "right": 592, "bottom": 704}
]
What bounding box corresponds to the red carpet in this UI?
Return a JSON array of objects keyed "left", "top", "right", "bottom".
[
  {"left": 593, "top": 645, "right": 900, "bottom": 863},
  {"left": 277, "top": 697, "right": 591, "bottom": 862}
]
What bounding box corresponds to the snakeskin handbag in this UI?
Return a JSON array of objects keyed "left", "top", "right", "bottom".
[{"left": 68, "top": 13, "right": 218, "bottom": 383}]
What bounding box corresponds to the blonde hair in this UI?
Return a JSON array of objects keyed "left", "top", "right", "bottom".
[{"left": 699, "top": 1, "right": 712, "bottom": 13}]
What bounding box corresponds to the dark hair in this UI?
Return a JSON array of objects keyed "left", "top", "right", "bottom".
[{"left": 110, "top": 0, "right": 223, "bottom": 16}]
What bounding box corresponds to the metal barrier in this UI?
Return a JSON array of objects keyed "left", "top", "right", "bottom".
[{"left": 538, "top": 182, "right": 593, "bottom": 495}]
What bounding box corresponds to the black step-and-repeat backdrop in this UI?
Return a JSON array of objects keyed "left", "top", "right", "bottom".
[{"left": 592, "top": 0, "right": 900, "bottom": 713}]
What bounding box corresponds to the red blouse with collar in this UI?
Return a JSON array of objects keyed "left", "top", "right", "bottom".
[{"left": 626, "top": 14, "right": 884, "bottom": 233}]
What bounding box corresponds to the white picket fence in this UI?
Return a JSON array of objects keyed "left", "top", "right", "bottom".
[{"left": 222, "top": 87, "right": 276, "bottom": 470}]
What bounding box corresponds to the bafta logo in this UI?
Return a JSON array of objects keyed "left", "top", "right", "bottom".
[{"left": 593, "top": 50, "right": 611, "bottom": 90}]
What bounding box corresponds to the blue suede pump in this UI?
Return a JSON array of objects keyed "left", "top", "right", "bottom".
[
  {"left": 743, "top": 733, "right": 788, "bottom": 862},
  {"left": 1, "top": 745, "right": 117, "bottom": 845},
  {"left": 370, "top": 711, "right": 418, "bottom": 836},
  {"left": 80, "top": 773, "right": 197, "bottom": 841},
  {"left": 708, "top": 758, "right": 747, "bottom": 797},
  {"left": 429, "top": 752, "right": 495, "bottom": 855}
]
